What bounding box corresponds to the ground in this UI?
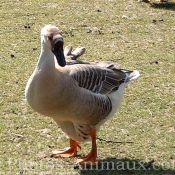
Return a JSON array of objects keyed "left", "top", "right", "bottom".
[{"left": 0, "top": 0, "right": 175, "bottom": 174}]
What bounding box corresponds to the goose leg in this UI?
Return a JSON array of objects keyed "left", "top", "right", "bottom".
[
  {"left": 77, "top": 128, "right": 98, "bottom": 165},
  {"left": 142, "top": 0, "right": 151, "bottom": 3},
  {"left": 51, "top": 138, "right": 81, "bottom": 158}
]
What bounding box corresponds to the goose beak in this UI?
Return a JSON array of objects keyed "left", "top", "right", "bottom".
[{"left": 52, "top": 38, "right": 66, "bottom": 67}]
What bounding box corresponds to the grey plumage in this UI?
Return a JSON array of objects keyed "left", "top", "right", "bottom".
[{"left": 68, "top": 64, "right": 128, "bottom": 94}]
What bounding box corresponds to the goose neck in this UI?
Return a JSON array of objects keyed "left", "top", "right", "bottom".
[{"left": 37, "top": 48, "right": 55, "bottom": 70}]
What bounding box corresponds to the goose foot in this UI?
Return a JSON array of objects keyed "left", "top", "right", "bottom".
[
  {"left": 77, "top": 149, "right": 98, "bottom": 165},
  {"left": 77, "top": 128, "right": 98, "bottom": 165},
  {"left": 51, "top": 139, "right": 81, "bottom": 158}
]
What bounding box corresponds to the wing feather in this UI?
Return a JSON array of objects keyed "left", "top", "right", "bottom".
[{"left": 68, "top": 64, "right": 126, "bottom": 95}]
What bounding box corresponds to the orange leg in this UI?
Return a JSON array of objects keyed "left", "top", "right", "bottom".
[
  {"left": 77, "top": 128, "right": 98, "bottom": 165},
  {"left": 51, "top": 138, "right": 81, "bottom": 158},
  {"left": 159, "top": 0, "right": 167, "bottom": 2},
  {"left": 142, "top": 0, "right": 151, "bottom": 3}
]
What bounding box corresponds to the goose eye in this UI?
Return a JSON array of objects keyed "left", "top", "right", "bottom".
[{"left": 48, "top": 35, "right": 53, "bottom": 41}]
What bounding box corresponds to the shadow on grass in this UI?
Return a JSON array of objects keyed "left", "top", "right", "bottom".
[
  {"left": 78, "top": 157, "right": 175, "bottom": 175},
  {"left": 151, "top": 2, "right": 175, "bottom": 11}
]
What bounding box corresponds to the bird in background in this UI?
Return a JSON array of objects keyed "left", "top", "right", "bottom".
[{"left": 141, "top": 0, "right": 168, "bottom": 3}]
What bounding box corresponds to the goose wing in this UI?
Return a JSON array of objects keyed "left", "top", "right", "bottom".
[{"left": 68, "top": 64, "right": 128, "bottom": 95}]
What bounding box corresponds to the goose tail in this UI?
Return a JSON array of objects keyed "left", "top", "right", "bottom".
[{"left": 125, "top": 70, "right": 140, "bottom": 83}]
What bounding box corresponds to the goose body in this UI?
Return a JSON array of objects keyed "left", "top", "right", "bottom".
[{"left": 25, "top": 24, "right": 140, "bottom": 164}]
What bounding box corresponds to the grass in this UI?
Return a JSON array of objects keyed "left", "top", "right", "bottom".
[{"left": 0, "top": 0, "right": 175, "bottom": 174}]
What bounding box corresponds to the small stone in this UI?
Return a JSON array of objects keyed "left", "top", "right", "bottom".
[
  {"left": 97, "top": 9, "right": 102, "bottom": 12},
  {"left": 155, "top": 61, "right": 158, "bottom": 64},
  {"left": 10, "top": 54, "right": 15, "bottom": 58},
  {"left": 152, "top": 19, "right": 157, "bottom": 23},
  {"left": 122, "top": 15, "right": 128, "bottom": 19},
  {"left": 150, "top": 60, "right": 159, "bottom": 64},
  {"left": 74, "top": 164, "right": 81, "bottom": 169},
  {"left": 87, "top": 29, "right": 92, "bottom": 33}
]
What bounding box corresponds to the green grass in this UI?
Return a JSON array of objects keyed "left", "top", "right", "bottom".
[{"left": 0, "top": 0, "right": 175, "bottom": 174}]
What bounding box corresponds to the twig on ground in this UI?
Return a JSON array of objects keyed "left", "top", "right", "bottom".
[{"left": 97, "top": 137, "right": 134, "bottom": 144}]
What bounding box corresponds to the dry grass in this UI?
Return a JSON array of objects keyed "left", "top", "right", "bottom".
[{"left": 0, "top": 0, "right": 175, "bottom": 174}]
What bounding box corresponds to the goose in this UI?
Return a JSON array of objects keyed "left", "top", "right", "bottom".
[
  {"left": 142, "top": 0, "right": 168, "bottom": 3},
  {"left": 25, "top": 24, "right": 140, "bottom": 165}
]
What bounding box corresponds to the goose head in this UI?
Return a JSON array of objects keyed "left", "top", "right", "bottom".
[{"left": 41, "top": 24, "right": 66, "bottom": 67}]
